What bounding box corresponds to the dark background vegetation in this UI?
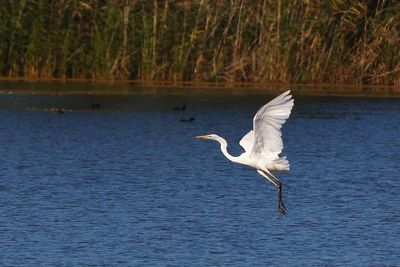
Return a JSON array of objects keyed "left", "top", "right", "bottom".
[{"left": 1, "top": 0, "right": 399, "bottom": 85}]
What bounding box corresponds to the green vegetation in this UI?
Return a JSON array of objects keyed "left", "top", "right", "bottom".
[{"left": 1, "top": 0, "right": 399, "bottom": 85}]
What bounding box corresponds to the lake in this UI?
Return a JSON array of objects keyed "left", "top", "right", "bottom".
[{"left": 0, "top": 83, "right": 399, "bottom": 266}]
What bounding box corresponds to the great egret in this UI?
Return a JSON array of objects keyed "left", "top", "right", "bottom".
[{"left": 195, "top": 90, "right": 294, "bottom": 214}]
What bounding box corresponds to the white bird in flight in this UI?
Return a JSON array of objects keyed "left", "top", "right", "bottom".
[{"left": 195, "top": 90, "right": 294, "bottom": 214}]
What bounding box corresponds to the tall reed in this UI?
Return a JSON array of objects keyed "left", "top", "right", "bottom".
[{"left": 0, "top": 0, "right": 399, "bottom": 85}]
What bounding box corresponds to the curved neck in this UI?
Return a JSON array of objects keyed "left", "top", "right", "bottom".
[{"left": 215, "top": 136, "right": 240, "bottom": 163}]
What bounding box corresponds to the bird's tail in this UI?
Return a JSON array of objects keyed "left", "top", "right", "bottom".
[{"left": 271, "top": 156, "right": 290, "bottom": 171}]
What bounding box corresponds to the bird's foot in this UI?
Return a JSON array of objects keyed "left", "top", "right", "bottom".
[{"left": 279, "top": 201, "right": 286, "bottom": 215}]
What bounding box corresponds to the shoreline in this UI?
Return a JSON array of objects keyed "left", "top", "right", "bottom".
[{"left": 0, "top": 78, "right": 400, "bottom": 98}]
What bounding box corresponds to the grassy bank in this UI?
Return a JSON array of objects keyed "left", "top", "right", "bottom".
[{"left": 1, "top": 1, "right": 399, "bottom": 85}]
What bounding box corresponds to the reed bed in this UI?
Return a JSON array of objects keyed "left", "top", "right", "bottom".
[{"left": 0, "top": 0, "right": 399, "bottom": 85}]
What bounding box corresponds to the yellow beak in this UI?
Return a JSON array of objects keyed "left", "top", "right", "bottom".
[{"left": 194, "top": 135, "right": 208, "bottom": 139}]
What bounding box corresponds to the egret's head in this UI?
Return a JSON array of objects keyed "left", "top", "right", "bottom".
[{"left": 194, "top": 134, "right": 219, "bottom": 140}]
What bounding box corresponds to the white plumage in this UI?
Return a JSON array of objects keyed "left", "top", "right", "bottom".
[
  {"left": 241, "top": 90, "right": 293, "bottom": 170},
  {"left": 195, "top": 90, "right": 294, "bottom": 214}
]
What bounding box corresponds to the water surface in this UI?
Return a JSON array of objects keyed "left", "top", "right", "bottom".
[{"left": 0, "top": 87, "right": 399, "bottom": 266}]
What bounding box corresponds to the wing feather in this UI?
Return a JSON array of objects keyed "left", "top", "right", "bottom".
[
  {"left": 239, "top": 130, "right": 254, "bottom": 153},
  {"left": 251, "top": 90, "right": 294, "bottom": 157}
]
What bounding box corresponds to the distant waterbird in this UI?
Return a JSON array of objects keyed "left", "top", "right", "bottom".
[
  {"left": 173, "top": 104, "right": 186, "bottom": 111},
  {"left": 195, "top": 90, "right": 294, "bottom": 214},
  {"left": 180, "top": 117, "right": 195, "bottom": 122},
  {"left": 91, "top": 103, "right": 101, "bottom": 109}
]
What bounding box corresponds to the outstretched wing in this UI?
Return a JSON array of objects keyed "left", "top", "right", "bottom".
[{"left": 251, "top": 90, "right": 294, "bottom": 158}]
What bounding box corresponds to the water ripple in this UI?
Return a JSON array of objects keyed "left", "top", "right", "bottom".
[{"left": 0, "top": 97, "right": 399, "bottom": 266}]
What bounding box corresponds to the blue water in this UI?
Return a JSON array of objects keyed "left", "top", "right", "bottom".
[{"left": 0, "top": 92, "right": 399, "bottom": 266}]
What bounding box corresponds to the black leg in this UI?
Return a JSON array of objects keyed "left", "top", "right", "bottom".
[
  {"left": 278, "top": 182, "right": 286, "bottom": 215},
  {"left": 257, "top": 170, "right": 286, "bottom": 215}
]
